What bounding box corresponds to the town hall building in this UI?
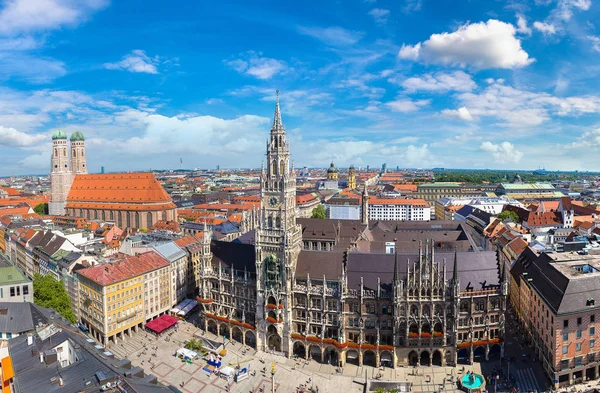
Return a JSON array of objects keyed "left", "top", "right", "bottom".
[{"left": 196, "top": 93, "right": 507, "bottom": 368}]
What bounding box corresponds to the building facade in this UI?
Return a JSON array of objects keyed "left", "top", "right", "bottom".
[
  {"left": 368, "top": 198, "right": 431, "bottom": 221},
  {"left": 76, "top": 252, "right": 170, "bottom": 345},
  {"left": 196, "top": 96, "right": 506, "bottom": 368},
  {"left": 511, "top": 251, "right": 600, "bottom": 388}
]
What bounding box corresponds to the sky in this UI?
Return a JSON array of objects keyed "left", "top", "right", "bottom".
[{"left": 2, "top": 0, "right": 600, "bottom": 175}]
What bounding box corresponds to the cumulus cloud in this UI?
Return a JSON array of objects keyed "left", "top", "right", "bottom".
[
  {"left": 104, "top": 50, "right": 160, "bottom": 74},
  {"left": 452, "top": 79, "right": 600, "bottom": 127},
  {"left": 587, "top": 35, "right": 600, "bottom": 52},
  {"left": 397, "top": 19, "right": 533, "bottom": 69},
  {"left": 480, "top": 141, "right": 523, "bottom": 163},
  {"left": 0, "top": 126, "right": 46, "bottom": 146},
  {"left": 225, "top": 51, "right": 287, "bottom": 80},
  {"left": 297, "top": 26, "right": 364, "bottom": 46},
  {"left": 441, "top": 107, "right": 474, "bottom": 121},
  {"left": 368, "top": 8, "right": 390, "bottom": 24},
  {"left": 385, "top": 98, "right": 430, "bottom": 112},
  {"left": 399, "top": 71, "right": 476, "bottom": 93},
  {"left": 516, "top": 14, "right": 532, "bottom": 35},
  {"left": 533, "top": 21, "right": 557, "bottom": 35}
]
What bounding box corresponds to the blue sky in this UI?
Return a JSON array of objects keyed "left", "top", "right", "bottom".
[{"left": 1, "top": 0, "right": 600, "bottom": 175}]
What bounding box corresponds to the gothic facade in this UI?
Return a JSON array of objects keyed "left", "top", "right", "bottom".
[{"left": 197, "top": 95, "right": 507, "bottom": 368}]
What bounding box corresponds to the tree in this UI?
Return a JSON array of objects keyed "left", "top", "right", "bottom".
[
  {"left": 33, "top": 273, "right": 76, "bottom": 323},
  {"left": 33, "top": 203, "right": 48, "bottom": 216},
  {"left": 497, "top": 210, "right": 520, "bottom": 223},
  {"left": 311, "top": 205, "right": 326, "bottom": 219},
  {"left": 184, "top": 338, "right": 204, "bottom": 352}
]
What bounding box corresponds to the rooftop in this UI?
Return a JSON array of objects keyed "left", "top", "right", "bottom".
[{"left": 77, "top": 251, "right": 169, "bottom": 286}]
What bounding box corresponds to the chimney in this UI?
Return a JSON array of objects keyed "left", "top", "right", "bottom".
[{"left": 27, "top": 335, "right": 33, "bottom": 346}]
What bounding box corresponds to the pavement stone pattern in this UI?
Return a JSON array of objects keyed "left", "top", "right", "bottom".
[{"left": 106, "top": 319, "right": 519, "bottom": 393}]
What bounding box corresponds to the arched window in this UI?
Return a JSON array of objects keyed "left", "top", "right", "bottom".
[
  {"left": 147, "top": 212, "right": 153, "bottom": 227},
  {"left": 135, "top": 212, "right": 140, "bottom": 228},
  {"left": 275, "top": 217, "right": 281, "bottom": 228},
  {"left": 101, "top": 210, "right": 106, "bottom": 221},
  {"left": 280, "top": 160, "right": 285, "bottom": 175},
  {"left": 271, "top": 161, "right": 277, "bottom": 176},
  {"left": 54, "top": 149, "right": 57, "bottom": 157},
  {"left": 268, "top": 216, "right": 273, "bottom": 228},
  {"left": 126, "top": 212, "right": 131, "bottom": 228}
]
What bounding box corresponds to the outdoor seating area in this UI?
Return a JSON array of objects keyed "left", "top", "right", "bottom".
[
  {"left": 170, "top": 299, "right": 199, "bottom": 318},
  {"left": 145, "top": 314, "right": 179, "bottom": 335}
]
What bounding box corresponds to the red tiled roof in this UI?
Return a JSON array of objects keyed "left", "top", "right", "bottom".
[
  {"left": 2, "top": 187, "right": 20, "bottom": 196},
  {"left": 66, "top": 173, "right": 175, "bottom": 210},
  {"left": 77, "top": 251, "right": 169, "bottom": 286},
  {"left": 507, "top": 237, "right": 528, "bottom": 255},
  {"left": 296, "top": 193, "right": 318, "bottom": 204},
  {"left": 526, "top": 212, "right": 561, "bottom": 227},
  {"left": 174, "top": 235, "right": 199, "bottom": 248},
  {"left": 369, "top": 198, "right": 429, "bottom": 207}
]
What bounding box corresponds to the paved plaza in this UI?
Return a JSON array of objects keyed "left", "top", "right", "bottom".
[{"left": 105, "top": 318, "right": 497, "bottom": 393}]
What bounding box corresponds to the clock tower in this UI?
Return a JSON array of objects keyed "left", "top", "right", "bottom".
[{"left": 255, "top": 91, "right": 302, "bottom": 355}]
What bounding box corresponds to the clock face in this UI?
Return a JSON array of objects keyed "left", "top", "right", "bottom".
[{"left": 269, "top": 196, "right": 278, "bottom": 207}]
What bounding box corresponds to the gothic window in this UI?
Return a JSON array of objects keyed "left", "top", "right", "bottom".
[
  {"left": 101, "top": 210, "right": 106, "bottom": 221},
  {"left": 264, "top": 255, "right": 280, "bottom": 289},
  {"left": 147, "top": 212, "right": 152, "bottom": 226},
  {"left": 280, "top": 160, "right": 285, "bottom": 175},
  {"left": 275, "top": 217, "right": 281, "bottom": 228},
  {"left": 72, "top": 149, "right": 76, "bottom": 157},
  {"left": 435, "top": 305, "right": 443, "bottom": 316},
  {"left": 410, "top": 305, "right": 418, "bottom": 316},
  {"left": 126, "top": 212, "right": 131, "bottom": 228},
  {"left": 135, "top": 212, "right": 140, "bottom": 228},
  {"left": 162, "top": 211, "right": 167, "bottom": 221},
  {"left": 271, "top": 161, "right": 277, "bottom": 176},
  {"left": 460, "top": 301, "right": 470, "bottom": 313},
  {"left": 268, "top": 216, "right": 273, "bottom": 228},
  {"left": 422, "top": 304, "right": 431, "bottom": 316}
]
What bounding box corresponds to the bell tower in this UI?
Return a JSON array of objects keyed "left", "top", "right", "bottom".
[
  {"left": 255, "top": 91, "right": 302, "bottom": 355},
  {"left": 49, "top": 129, "right": 70, "bottom": 216}
]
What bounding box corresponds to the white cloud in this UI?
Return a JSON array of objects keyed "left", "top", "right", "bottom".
[
  {"left": 441, "top": 107, "right": 474, "bottom": 121},
  {"left": 368, "top": 8, "right": 390, "bottom": 24},
  {"left": 588, "top": 35, "right": 600, "bottom": 52},
  {"left": 479, "top": 141, "right": 523, "bottom": 163},
  {"left": 516, "top": 14, "right": 532, "bottom": 35},
  {"left": 205, "top": 98, "right": 224, "bottom": 105},
  {"left": 226, "top": 52, "right": 287, "bottom": 80},
  {"left": 554, "top": 0, "right": 591, "bottom": 21},
  {"left": 104, "top": 50, "right": 161, "bottom": 74},
  {"left": 402, "top": 0, "right": 422, "bottom": 13},
  {"left": 398, "top": 43, "right": 421, "bottom": 60},
  {"left": 533, "top": 21, "right": 557, "bottom": 35},
  {"left": 297, "top": 26, "right": 364, "bottom": 46},
  {"left": 397, "top": 19, "right": 533, "bottom": 69},
  {"left": 403, "top": 144, "right": 431, "bottom": 165},
  {"left": 0, "top": 126, "right": 46, "bottom": 146},
  {"left": 400, "top": 71, "right": 476, "bottom": 93},
  {"left": 0, "top": 0, "right": 108, "bottom": 34},
  {"left": 385, "top": 98, "right": 430, "bottom": 112}
]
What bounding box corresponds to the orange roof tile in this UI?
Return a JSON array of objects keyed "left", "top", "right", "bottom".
[
  {"left": 174, "top": 235, "right": 199, "bottom": 248},
  {"left": 369, "top": 198, "right": 429, "bottom": 207},
  {"left": 66, "top": 173, "right": 175, "bottom": 210},
  {"left": 77, "top": 251, "right": 169, "bottom": 286},
  {"left": 2, "top": 187, "right": 20, "bottom": 196},
  {"left": 393, "top": 184, "right": 418, "bottom": 192}
]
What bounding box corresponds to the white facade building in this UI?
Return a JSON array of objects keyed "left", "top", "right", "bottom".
[{"left": 368, "top": 198, "right": 431, "bottom": 221}]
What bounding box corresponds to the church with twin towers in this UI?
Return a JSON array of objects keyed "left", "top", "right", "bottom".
[{"left": 197, "top": 92, "right": 507, "bottom": 368}]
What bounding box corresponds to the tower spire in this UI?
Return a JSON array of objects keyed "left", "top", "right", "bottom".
[
  {"left": 393, "top": 239, "right": 399, "bottom": 283},
  {"left": 452, "top": 247, "right": 458, "bottom": 284},
  {"left": 272, "top": 89, "right": 284, "bottom": 131}
]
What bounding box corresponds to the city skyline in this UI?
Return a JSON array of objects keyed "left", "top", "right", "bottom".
[{"left": 2, "top": 0, "right": 600, "bottom": 175}]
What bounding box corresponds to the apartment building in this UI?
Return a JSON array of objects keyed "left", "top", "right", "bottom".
[
  {"left": 511, "top": 250, "right": 600, "bottom": 387},
  {"left": 368, "top": 198, "right": 431, "bottom": 221},
  {"left": 76, "top": 252, "right": 170, "bottom": 346}
]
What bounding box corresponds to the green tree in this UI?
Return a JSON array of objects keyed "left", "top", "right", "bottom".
[
  {"left": 33, "top": 203, "right": 48, "bottom": 215},
  {"left": 311, "top": 205, "right": 326, "bottom": 219},
  {"left": 497, "top": 210, "right": 520, "bottom": 223},
  {"left": 184, "top": 338, "right": 204, "bottom": 352},
  {"left": 33, "top": 273, "right": 76, "bottom": 323}
]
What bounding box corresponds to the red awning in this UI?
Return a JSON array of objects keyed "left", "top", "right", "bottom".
[{"left": 145, "top": 314, "right": 179, "bottom": 334}]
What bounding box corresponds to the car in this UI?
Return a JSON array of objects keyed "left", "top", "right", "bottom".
[{"left": 521, "top": 353, "right": 528, "bottom": 362}]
